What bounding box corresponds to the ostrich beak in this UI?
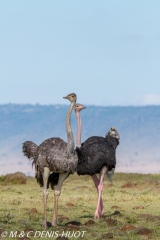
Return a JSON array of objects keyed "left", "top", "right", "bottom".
[
  {"left": 79, "top": 105, "right": 86, "bottom": 111},
  {"left": 63, "top": 96, "right": 69, "bottom": 99}
]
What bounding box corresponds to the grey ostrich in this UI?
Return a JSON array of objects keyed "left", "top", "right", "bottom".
[
  {"left": 22, "top": 93, "right": 78, "bottom": 229},
  {"left": 75, "top": 106, "right": 120, "bottom": 218}
]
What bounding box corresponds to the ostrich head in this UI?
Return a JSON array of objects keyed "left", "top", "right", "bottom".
[
  {"left": 106, "top": 127, "right": 120, "bottom": 142},
  {"left": 63, "top": 93, "right": 77, "bottom": 103},
  {"left": 74, "top": 103, "right": 86, "bottom": 112}
]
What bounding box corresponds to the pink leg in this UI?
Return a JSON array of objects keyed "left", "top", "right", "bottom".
[
  {"left": 94, "top": 166, "right": 107, "bottom": 219},
  {"left": 91, "top": 175, "right": 104, "bottom": 217}
]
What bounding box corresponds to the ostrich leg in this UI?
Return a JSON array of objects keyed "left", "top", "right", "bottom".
[
  {"left": 94, "top": 166, "right": 107, "bottom": 219},
  {"left": 52, "top": 171, "right": 70, "bottom": 226},
  {"left": 42, "top": 167, "right": 50, "bottom": 229},
  {"left": 91, "top": 174, "right": 104, "bottom": 217}
]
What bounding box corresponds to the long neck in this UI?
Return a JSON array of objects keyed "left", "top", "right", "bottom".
[
  {"left": 75, "top": 111, "right": 82, "bottom": 148},
  {"left": 66, "top": 101, "right": 75, "bottom": 155}
]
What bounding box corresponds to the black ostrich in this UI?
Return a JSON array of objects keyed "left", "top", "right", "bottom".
[
  {"left": 75, "top": 107, "right": 120, "bottom": 218},
  {"left": 22, "top": 93, "right": 78, "bottom": 229}
]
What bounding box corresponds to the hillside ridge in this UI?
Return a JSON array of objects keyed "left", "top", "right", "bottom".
[{"left": 0, "top": 104, "right": 160, "bottom": 175}]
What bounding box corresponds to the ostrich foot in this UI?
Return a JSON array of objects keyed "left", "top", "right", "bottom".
[
  {"left": 94, "top": 211, "right": 101, "bottom": 219},
  {"left": 101, "top": 209, "right": 104, "bottom": 216},
  {"left": 52, "top": 222, "right": 58, "bottom": 227},
  {"left": 52, "top": 220, "right": 58, "bottom": 227},
  {"left": 98, "top": 204, "right": 104, "bottom": 217},
  {"left": 98, "top": 210, "right": 104, "bottom": 217},
  {"left": 42, "top": 221, "right": 52, "bottom": 229},
  {"left": 42, "top": 220, "right": 48, "bottom": 230},
  {"left": 95, "top": 203, "right": 104, "bottom": 218}
]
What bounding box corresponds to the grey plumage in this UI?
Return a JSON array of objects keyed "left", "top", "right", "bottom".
[
  {"left": 23, "top": 138, "right": 78, "bottom": 187},
  {"left": 22, "top": 93, "right": 77, "bottom": 228}
]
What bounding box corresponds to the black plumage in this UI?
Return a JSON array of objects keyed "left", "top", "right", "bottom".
[
  {"left": 75, "top": 104, "right": 120, "bottom": 218},
  {"left": 76, "top": 127, "right": 120, "bottom": 176}
]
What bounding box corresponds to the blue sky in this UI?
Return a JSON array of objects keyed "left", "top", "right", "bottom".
[{"left": 0, "top": 0, "right": 160, "bottom": 106}]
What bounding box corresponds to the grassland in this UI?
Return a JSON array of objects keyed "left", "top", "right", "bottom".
[{"left": 0, "top": 173, "right": 160, "bottom": 240}]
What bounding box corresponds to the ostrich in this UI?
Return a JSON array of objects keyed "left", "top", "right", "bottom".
[
  {"left": 22, "top": 93, "right": 79, "bottom": 229},
  {"left": 75, "top": 108, "right": 120, "bottom": 218},
  {"left": 75, "top": 104, "right": 104, "bottom": 216}
]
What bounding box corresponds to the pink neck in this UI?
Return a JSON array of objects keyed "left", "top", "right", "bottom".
[{"left": 75, "top": 111, "right": 82, "bottom": 148}]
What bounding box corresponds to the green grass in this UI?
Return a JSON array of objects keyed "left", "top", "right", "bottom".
[{"left": 0, "top": 173, "right": 160, "bottom": 240}]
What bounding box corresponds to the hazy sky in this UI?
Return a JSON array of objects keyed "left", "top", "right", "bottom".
[{"left": 0, "top": 1, "right": 160, "bottom": 106}]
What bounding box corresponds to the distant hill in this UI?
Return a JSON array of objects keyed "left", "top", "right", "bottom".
[{"left": 0, "top": 104, "right": 160, "bottom": 175}]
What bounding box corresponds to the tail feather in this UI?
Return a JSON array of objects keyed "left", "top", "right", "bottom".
[
  {"left": 23, "top": 141, "right": 40, "bottom": 183},
  {"left": 23, "top": 141, "right": 60, "bottom": 189},
  {"left": 22, "top": 141, "right": 38, "bottom": 167}
]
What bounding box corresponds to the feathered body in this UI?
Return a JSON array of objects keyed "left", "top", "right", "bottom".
[
  {"left": 76, "top": 129, "right": 120, "bottom": 176},
  {"left": 23, "top": 138, "right": 77, "bottom": 188},
  {"left": 37, "top": 138, "right": 77, "bottom": 173},
  {"left": 75, "top": 126, "right": 120, "bottom": 218}
]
